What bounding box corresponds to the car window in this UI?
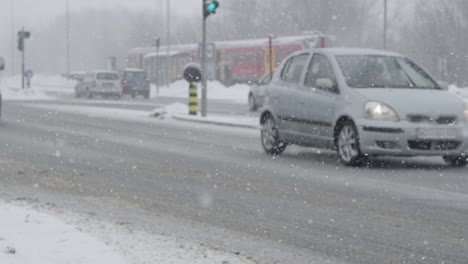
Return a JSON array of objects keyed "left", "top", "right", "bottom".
[
  {"left": 125, "top": 71, "right": 147, "bottom": 80},
  {"left": 280, "top": 54, "right": 309, "bottom": 83},
  {"left": 337, "top": 55, "right": 439, "bottom": 89},
  {"left": 97, "top": 73, "right": 119, "bottom": 80},
  {"left": 304, "top": 54, "right": 337, "bottom": 91}
]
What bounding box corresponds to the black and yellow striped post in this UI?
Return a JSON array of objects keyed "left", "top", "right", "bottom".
[{"left": 189, "top": 83, "right": 198, "bottom": 115}]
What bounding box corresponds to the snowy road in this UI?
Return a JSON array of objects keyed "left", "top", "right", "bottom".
[{"left": 0, "top": 100, "right": 467, "bottom": 264}]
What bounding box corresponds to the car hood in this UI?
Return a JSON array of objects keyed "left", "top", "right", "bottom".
[{"left": 354, "top": 88, "right": 465, "bottom": 117}]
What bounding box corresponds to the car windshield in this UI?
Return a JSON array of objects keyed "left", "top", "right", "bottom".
[
  {"left": 337, "top": 55, "right": 440, "bottom": 89},
  {"left": 125, "top": 71, "right": 146, "bottom": 80},
  {"left": 97, "top": 73, "right": 119, "bottom": 80}
]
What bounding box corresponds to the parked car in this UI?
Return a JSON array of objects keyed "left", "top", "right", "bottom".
[
  {"left": 75, "top": 71, "right": 123, "bottom": 99},
  {"left": 121, "top": 68, "right": 150, "bottom": 99},
  {"left": 248, "top": 74, "right": 271, "bottom": 112},
  {"left": 260, "top": 48, "right": 468, "bottom": 167}
]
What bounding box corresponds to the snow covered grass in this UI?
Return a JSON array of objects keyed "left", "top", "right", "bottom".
[
  {"left": 1, "top": 87, "right": 52, "bottom": 101},
  {"left": 152, "top": 80, "right": 251, "bottom": 104},
  {"left": 448, "top": 85, "right": 468, "bottom": 103},
  {"left": 172, "top": 112, "right": 259, "bottom": 129},
  {"left": 0, "top": 74, "right": 77, "bottom": 101},
  {"left": 0, "top": 203, "right": 125, "bottom": 264},
  {"left": 0, "top": 201, "right": 254, "bottom": 264}
]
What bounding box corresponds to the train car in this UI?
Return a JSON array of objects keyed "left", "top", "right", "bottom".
[{"left": 130, "top": 33, "right": 335, "bottom": 86}]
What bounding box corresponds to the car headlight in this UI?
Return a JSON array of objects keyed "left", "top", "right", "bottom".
[{"left": 365, "top": 101, "right": 400, "bottom": 121}]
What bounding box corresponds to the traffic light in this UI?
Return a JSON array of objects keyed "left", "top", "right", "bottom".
[
  {"left": 17, "top": 30, "right": 31, "bottom": 52},
  {"left": 204, "top": 0, "right": 219, "bottom": 19},
  {"left": 18, "top": 37, "right": 24, "bottom": 52}
]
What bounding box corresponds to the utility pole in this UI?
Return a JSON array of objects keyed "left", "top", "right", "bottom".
[
  {"left": 166, "top": 0, "right": 171, "bottom": 88},
  {"left": 18, "top": 28, "right": 31, "bottom": 89},
  {"left": 66, "top": 0, "right": 70, "bottom": 75},
  {"left": 201, "top": 0, "right": 219, "bottom": 117},
  {"left": 268, "top": 35, "right": 274, "bottom": 80},
  {"left": 383, "top": 0, "right": 388, "bottom": 50},
  {"left": 10, "top": 0, "right": 15, "bottom": 76},
  {"left": 20, "top": 28, "right": 25, "bottom": 90},
  {"left": 201, "top": 1, "right": 207, "bottom": 117}
]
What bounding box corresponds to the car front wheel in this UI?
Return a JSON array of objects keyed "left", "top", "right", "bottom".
[
  {"left": 443, "top": 156, "right": 467, "bottom": 167},
  {"left": 336, "top": 121, "right": 366, "bottom": 166},
  {"left": 261, "top": 114, "right": 287, "bottom": 155}
]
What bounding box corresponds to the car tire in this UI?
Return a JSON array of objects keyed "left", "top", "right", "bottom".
[
  {"left": 336, "top": 121, "right": 366, "bottom": 166},
  {"left": 443, "top": 156, "right": 467, "bottom": 167},
  {"left": 261, "top": 114, "right": 287, "bottom": 155},
  {"left": 248, "top": 95, "right": 257, "bottom": 112}
]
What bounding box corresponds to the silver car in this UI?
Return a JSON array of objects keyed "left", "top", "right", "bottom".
[
  {"left": 248, "top": 74, "right": 271, "bottom": 112},
  {"left": 75, "top": 71, "right": 123, "bottom": 99},
  {"left": 260, "top": 48, "right": 468, "bottom": 166}
]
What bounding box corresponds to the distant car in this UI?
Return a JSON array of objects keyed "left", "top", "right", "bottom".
[
  {"left": 75, "top": 71, "right": 123, "bottom": 99},
  {"left": 260, "top": 48, "right": 468, "bottom": 167},
  {"left": 67, "top": 72, "right": 85, "bottom": 82},
  {"left": 121, "top": 69, "right": 151, "bottom": 99},
  {"left": 248, "top": 74, "right": 271, "bottom": 112}
]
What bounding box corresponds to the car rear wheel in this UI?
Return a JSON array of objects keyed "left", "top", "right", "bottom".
[
  {"left": 336, "top": 121, "right": 366, "bottom": 166},
  {"left": 261, "top": 114, "right": 287, "bottom": 155},
  {"left": 443, "top": 155, "right": 467, "bottom": 167},
  {"left": 248, "top": 95, "right": 257, "bottom": 112}
]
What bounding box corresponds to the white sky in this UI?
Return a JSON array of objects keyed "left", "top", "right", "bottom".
[
  {"left": 0, "top": 0, "right": 200, "bottom": 62},
  {"left": 6, "top": 0, "right": 199, "bottom": 24}
]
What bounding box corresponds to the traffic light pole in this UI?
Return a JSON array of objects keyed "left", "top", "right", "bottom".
[
  {"left": 201, "top": 1, "right": 208, "bottom": 117},
  {"left": 21, "top": 28, "right": 25, "bottom": 90}
]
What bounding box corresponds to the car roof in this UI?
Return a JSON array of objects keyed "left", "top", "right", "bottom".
[
  {"left": 90, "top": 70, "right": 118, "bottom": 74},
  {"left": 124, "top": 68, "right": 145, "bottom": 72},
  {"left": 302, "top": 48, "right": 403, "bottom": 57}
]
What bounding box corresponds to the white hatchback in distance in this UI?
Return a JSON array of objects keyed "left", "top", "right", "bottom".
[{"left": 75, "top": 71, "right": 123, "bottom": 99}]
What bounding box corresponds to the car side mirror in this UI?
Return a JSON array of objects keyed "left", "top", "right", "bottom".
[
  {"left": 316, "top": 78, "right": 336, "bottom": 92},
  {"left": 437, "top": 80, "right": 449, "bottom": 90},
  {"left": 0, "top": 57, "right": 5, "bottom": 71}
]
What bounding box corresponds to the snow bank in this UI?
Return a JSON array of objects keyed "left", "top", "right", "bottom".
[
  {"left": 172, "top": 112, "right": 259, "bottom": 129},
  {"left": 153, "top": 80, "right": 251, "bottom": 104},
  {"left": 0, "top": 203, "right": 125, "bottom": 264},
  {"left": 150, "top": 102, "right": 189, "bottom": 119},
  {"left": 448, "top": 85, "right": 468, "bottom": 103},
  {"left": 1, "top": 75, "right": 76, "bottom": 96},
  {"left": 1, "top": 87, "right": 52, "bottom": 101}
]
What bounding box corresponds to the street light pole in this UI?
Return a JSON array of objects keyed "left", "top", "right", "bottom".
[
  {"left": 66, "top": 0, "right": 70, "bottom": 75},
  {"left": 10, "top": 0, "right": 15, "bottom": 76},
  {"left": 269, "top": 35, "right": 274, "bottom": 80},
  {"left": 21, "top": 27, "right": 25, "bottom": 90},
  {"left": 383, "top": 0, "right": 388, "bottom": 50},
  {"left": 166, "top": 0, "right": 171, "bottom": 88}
]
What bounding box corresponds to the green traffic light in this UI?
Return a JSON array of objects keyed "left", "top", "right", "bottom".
[{"left": 206, "top": 1, "right": 218, "bottom": 13}]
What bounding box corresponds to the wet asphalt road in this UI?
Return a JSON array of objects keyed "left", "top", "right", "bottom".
[{"left": 0, "top": 99, "right": 467, "bottom": 264}]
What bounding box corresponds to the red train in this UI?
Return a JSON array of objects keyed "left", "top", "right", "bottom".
[{"left": 127, "top": 33, "right": 334, "bottom": 86}]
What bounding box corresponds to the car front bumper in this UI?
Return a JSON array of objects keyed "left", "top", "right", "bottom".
[{"left": 356, "top": 118, "right": 468, "bottom": 156}]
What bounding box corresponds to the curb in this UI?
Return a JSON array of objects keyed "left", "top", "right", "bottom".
[{"left": 172, "top": 115, "right": 259, "bottom": 130}]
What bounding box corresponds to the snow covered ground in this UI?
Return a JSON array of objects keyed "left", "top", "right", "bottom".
[
  {"left": 0, "top": 201, "right": 254, "bottom": 264},
  {"left": 152, "top": 80, "right": 251, "bottom": 104},
  {"left": 1, "top": 74, "right": 251, "bottom": 104},
  {"left": 0, "top": 202, "right": 125, "bottom": 264},
  {"left": 448, "top": 85, "right": 468, "bottom": 103}
]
